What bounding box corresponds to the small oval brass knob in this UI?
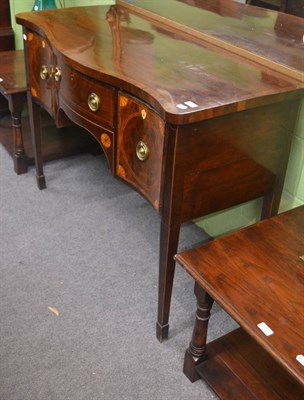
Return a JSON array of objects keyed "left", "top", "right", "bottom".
[
  {"left": 136, "top": 141, "right": 149, "bottom": 161},
  {"left": 54, "top": 67, "right": 62, "bottom": 82},
  {"left": 40, "top": 65, "right": 49, "bottom": 80},
  {"left": 88, "top": 93, "right": 101, "bottom": 112}
]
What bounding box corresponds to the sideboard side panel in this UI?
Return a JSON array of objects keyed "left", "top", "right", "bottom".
[{"left": 180, "top": 99, "right": 300, "bottom": 221}]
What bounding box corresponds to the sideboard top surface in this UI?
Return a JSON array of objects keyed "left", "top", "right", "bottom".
[
  {"left": 121, "top": 0, "right": 304, "bottom": 79},
  {"left": 16, "top": 0, "right": 304, "bottom": 123}
]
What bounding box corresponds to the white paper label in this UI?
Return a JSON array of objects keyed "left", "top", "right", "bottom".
[
  {"left": 257, "top": 322, "right": 274, "bottom": 336},
  {"left": 176, "top": 103, "right": 188, "bottom": 110},
  {"left": 184, "top": 100, "right": 198, "bottom": 108},
  {"left": 296, "top": 354, "right": 304, "bottom": 366}
]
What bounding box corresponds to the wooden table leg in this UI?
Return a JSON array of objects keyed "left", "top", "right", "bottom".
[
  {"left": 7, "top": 93, "right": 28, "bottom": 174},
  {"left": 183, "top": 282, "right": 214, "bottom": 382},
  {"left": 156, "top": 124, "right": 185, "bottom": 342},
  {"left": 156, "top": 219, "right": 181, "bottom": 342},
  {"left": 27, "top": 93, "right": 46, "bottom": 189}
]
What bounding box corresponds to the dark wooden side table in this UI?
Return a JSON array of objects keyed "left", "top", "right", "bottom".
[
  {"left": 175, "top": 206, "right": 304, "bottom": 399},
  {"left": 0, "top": 50, "right": 28, "bottom": 174},
  {"left": 0, "top": 0, "right": 16, "bottom": 115}
]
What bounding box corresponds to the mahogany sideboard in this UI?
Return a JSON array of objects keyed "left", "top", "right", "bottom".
[
  {"left": 175, "top": 205, "right": 304, "bottom": 398},
  {"left": 16, "top": 0, "right": 304, "bottom": 342}
]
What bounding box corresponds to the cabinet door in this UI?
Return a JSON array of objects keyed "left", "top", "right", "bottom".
[
  {"left": 116, "top": 92, "right": 165, "bottom": 212},
  {"left": 26, "top": 31, "right": 55, "bottom": 116}
]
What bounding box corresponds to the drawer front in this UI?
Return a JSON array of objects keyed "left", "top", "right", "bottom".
[
  {"left": 59, "top": 65, "right": 115, "bottom": 129},
  {"left": 116, "top": 93, "right": 165, "bottom": 212}
]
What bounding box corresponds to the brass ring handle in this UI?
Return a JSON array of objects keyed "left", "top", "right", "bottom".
[
  {"left": 54, "top": 67, "right": 62, "bottom": 82},
  {"left": 40, "top": 65, "right": 49, "bottom": 80},
  {"left": 136, "top": 141, "right": 149, "bottom": 161},
  {"left": 88, "top": 92, "right": 101, "bottom": 112}
]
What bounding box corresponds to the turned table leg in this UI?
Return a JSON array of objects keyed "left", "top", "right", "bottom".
[
  {"left": 183, "top": 282, "right": 214, "bottom": 382},
  {"left": 8, "top": 93, "right": 28, "bottom": 175}
]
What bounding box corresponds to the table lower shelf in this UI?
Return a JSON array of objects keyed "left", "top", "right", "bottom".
[{"left": 196, "top": 328, "right": 303, "bottom": 400}]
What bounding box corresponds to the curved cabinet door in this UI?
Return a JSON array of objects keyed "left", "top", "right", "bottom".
[
  {"left": 116, "top": 92, "right": 165, "bottom": 212},
  {"left": 26, "top": 30, "right": 55, "bottom": 116}
]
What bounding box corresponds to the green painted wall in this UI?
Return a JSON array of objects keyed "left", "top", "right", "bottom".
[{"left": 9, "top": 0, "right": 304, "bottom": 237}]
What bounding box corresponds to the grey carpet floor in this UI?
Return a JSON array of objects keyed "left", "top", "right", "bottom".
[{"left": 0, "top": 144, "right": 237, "bottom": 400}]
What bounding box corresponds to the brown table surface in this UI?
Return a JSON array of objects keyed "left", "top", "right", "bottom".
[
  {"left": 175, "top": 205, "right": 304, "bottom": 386},
  {"left": 0, "top": 50, "right": 27, "bottom": 95},
  {"left": 120, "top": 0, "right": 304, "bottom": 81}
]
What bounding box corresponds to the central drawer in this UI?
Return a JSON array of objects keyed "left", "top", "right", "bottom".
[
  {"left": 59, "top": 65, "right": 116, "bottom": 130},
  {"left": 116, "top": 93, "right": 165, "bottom": 212}
]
